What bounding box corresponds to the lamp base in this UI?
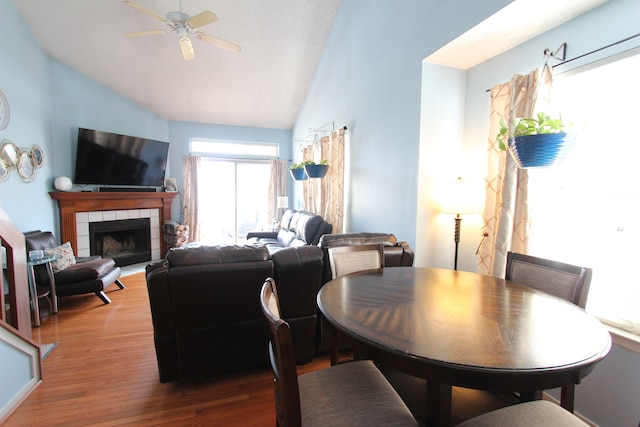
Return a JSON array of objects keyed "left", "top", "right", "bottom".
[{"left": 453, "top": 215, "right": 462, "bottom": 270}]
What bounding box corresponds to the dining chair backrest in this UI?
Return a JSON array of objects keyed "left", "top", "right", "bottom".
[
  {"left": 505, "top": 252, "right": 592, "bottom": 309},
  {"left": 260, "top": 277, "right": 302, "bottom": 426},
  {"left": 327, "top": 243, "right": 385, "bottom": 279}
]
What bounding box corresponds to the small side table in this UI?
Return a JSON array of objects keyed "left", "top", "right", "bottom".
[{"left": 26, "top": 254, "right": 59, "bottom": 327}]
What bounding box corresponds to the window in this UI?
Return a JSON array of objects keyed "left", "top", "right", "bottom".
[
  {"left": 527, "top": 49, "right": 640, "bottom": 335},
  {"left": 190, "top": 139, "right": 274, "bottom": 244},
  {"left": 191, "top": 139, "right": 278, "bottom": 158}
]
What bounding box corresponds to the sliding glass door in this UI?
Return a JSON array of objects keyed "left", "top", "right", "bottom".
[{"left": 197, "top": 158, "right": 270, "bottom": 244}]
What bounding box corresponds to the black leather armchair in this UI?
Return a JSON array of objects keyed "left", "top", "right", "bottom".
[{"left": 24, "top": 230, "right": 124, "bottom": 304}]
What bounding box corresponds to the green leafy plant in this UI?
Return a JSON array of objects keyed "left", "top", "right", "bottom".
[
  {"left": 289, "top": 160, "right": 314, "bottom": 170},
  {"left": 496, "top": 112, "right": 565, "bottom": 151},
  {"left": 289, "top": 159, "right": 327, "bottom": 169}
]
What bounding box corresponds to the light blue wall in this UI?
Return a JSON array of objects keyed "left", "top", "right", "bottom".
[
  {"left": 292, "top": 0, "right": 513, "bottom": 248},
  {"left": 0, "top": 0, "right": 54, "bottom": 233},
  {"left": 0, "top": 1, "right": 169, "bottom": 237}
]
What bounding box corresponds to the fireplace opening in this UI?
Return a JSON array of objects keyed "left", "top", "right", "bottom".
[{"left": 89, "top": 218, "right": 151, "bottom": 267}]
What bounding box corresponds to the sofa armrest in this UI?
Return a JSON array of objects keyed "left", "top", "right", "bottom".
[
  {"left": 246, "top": 231, "right": 278, "bottom": 240},
  {"left": 270, "top": 246, "right": 324, "bottom": 318},
  {"left": 145, "top": 263, "right": 177, "bottom": 336}
]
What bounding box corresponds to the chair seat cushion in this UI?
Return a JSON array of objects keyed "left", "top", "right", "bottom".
[
  {"left": 55, "top": 258, "right": 116, "bottom": 285},
  {"left": 455, "top": 400, "right": 588, "bottom": 427},
  {"left": 299, "top": 360, "right": 417, "bottom": 426}
]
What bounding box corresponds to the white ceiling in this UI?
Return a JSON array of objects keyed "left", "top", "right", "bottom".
[
  {"left": 12, "top": 0, "right": 608, "bottom": 130},
  {"left": 11, "top": 0, "right": 342, "bottom": 129}
]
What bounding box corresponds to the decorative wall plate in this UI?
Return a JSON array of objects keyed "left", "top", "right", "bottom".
[{"left": 0, "top": 90, "right": 9, "bottom": 131}]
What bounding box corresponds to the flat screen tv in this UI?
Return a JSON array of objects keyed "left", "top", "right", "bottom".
[{"left": 74, "top": 128, "right": 169, "bottom": 187}]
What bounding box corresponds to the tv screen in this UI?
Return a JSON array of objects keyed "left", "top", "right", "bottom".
[{"left": 74, "top": 128, "right": 169, "bottom": 187}]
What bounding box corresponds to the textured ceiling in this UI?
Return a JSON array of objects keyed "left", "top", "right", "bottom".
[{"left": 11, "top": 0, "right": 342, "bottom": 129}]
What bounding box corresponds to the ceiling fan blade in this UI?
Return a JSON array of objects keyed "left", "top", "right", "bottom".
[
  {"left": 122, "top": 0, "right": 171, "bottom": 24},
  {"left": 124, "top": 29, "right": 169, "bottom": 37},
  {"left": 196, "top": 32, "right": 241, "bottom": 53},
  {"left": 180, "top": 36, "right": 195, "bottom": 61},
  {"left": 186, "top": 11, "right": 219, "bottom": 29}
]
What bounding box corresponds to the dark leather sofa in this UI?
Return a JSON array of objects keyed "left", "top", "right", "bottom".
[
  {"left": 246, "top": 209, "right": 332, "bottom": 253},
  {"left": 145, "top": 243, "right": 323, "bottom": 383}
]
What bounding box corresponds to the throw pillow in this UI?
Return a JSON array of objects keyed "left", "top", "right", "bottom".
[{"left": 47, "top": 242, "right": 77, "bottom": 273}]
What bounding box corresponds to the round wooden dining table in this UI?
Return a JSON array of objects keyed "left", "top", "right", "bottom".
[{"left": 317, "top": 267, "right": 611, "bottom": 427}]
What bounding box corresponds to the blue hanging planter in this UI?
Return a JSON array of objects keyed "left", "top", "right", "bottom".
[
  {"left": 304, "top": 164, "right": 329, "bottom": 178},
  {"left": 289, "top": 168, "right": 308, "bottom": 180},
  {"left": 508, "top": 132, "right": 576, "bottom": 168}
]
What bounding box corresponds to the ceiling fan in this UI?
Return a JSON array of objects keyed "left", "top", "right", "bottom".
[{"left": 122, "top": 0, "right": 241, "bottom": 61}]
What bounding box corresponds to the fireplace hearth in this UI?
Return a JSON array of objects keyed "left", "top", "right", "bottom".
[{"left": 90, "top": 218, "right": 151, "bottom": 266}]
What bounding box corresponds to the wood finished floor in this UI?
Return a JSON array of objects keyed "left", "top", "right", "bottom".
[{"left": 6, "top": 272, "right": 516, "bottom": 426}]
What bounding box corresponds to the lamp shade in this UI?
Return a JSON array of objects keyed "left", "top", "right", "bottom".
[
  {"left": 277, "top": 196, "right": 289, "bottom": 209},
  {"left": 440, "top": 177, "right": 483, "bottom": 215}
]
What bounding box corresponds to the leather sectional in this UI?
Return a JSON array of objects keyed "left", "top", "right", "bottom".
[
  {"left": 246, "top": 208, "right": 332, "bottom": 253},
  {"left": 145, "top": 212, "right": 415, "bottom": 383}
]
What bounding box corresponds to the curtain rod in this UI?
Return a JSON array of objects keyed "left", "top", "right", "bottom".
[
  {"left": 486, "top": 32, "right": 640, "bottom": 92},
  {"left": 555, "top": 32, "right": 640, "bottom": 67},
  {"left": 295, "top": 124, "right": 348, "bottom": 144}
]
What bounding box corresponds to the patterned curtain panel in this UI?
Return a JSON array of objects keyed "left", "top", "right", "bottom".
[
  {"left": 478, "top": 67, "right": 553, "bottom": 277},
  {"left": 301, "top": 128, "right": 345, "bottom": 234},
  {"left": 268, "top": 159, "right": 289, "bottom": 223},
  {"left": 182, "top": 155, "right": 202, "bottom": 242}
]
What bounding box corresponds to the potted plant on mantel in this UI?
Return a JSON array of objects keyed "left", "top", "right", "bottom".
[{"left": 496, "top": 112, "right": 576, "bottom": 168}]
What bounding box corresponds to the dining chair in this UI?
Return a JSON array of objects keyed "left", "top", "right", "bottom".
[
  {"left": 455, "top": 400, "right": 588, "bottom": 427},
  {"left": 259, "top": 277, "right": 418, "bottom": 427},
  {"left": 327, "top": 243, "right": 385, "bottom": 279},
  {"left": 505, "top": 251, "right": 593, "bottom": 411},
  {"left": 505, "top": 251, "right": 592, "bottom": 309},
  {"left": 326, "top": 243, "right": 385, "bottom": 365}
]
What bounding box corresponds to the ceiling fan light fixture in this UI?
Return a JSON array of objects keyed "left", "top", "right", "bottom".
[{"left": 180, "top": 35, "right": 195, "bottom": 61}]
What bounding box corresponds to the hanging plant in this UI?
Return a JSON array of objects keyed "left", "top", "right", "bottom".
[
  {"left": 304, "top": 159, "right": 329, "bottom": 178},
  {"left": 289, "top": 161, "right": 313, "bottom": 181},
  {"left": 496, "top": 112, "right": 576, "bottom": 168}
]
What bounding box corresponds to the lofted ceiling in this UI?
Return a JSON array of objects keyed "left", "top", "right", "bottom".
[
  {"left": 11, "top": 0, "right": 609, "bottom": 131},
  {"left": 11, "top": 0, "right": 342, "bottom": 129}
]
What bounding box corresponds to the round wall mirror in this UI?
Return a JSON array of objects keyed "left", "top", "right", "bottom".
[
  {"left": 0, "top": 140, "right": 19, "bottom": 169},
  {"left": 16, "top": 149, "right": 37, "bottom": 182},
  {"left": 0, "top": 156, "right": 9, "bottom": 182},
  {"left": 30, "top": 145, "right": 44, "bottom": 168}
]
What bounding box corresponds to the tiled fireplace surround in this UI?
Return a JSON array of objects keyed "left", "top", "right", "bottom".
[
  {"left": 76, "top": 209, "right": 160, "bottom": 260},
  {"left": 49, "top": 191, "right": 178, "bottom": 261}
]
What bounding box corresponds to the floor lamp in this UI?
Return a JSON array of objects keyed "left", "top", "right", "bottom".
[{"left": 440, "top": 177, "right": 481, "bottom": 270}]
